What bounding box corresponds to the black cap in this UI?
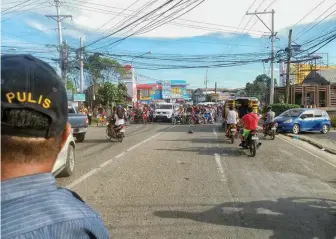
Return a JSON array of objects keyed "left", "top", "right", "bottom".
[{"left": 1, "top": 54, "right": 68, "bottom": 138}]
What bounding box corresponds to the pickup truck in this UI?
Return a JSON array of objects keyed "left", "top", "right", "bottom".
[{"left": 68, "top": 105, "right": 88, "bottom": 142}]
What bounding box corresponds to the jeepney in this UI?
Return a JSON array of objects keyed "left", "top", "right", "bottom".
[{"left": 224, "top": 97, "right": 260, "bottom": 115}]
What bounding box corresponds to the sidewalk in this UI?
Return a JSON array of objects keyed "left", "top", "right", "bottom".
[{"left": 284, "top": 130, "right": 336, "bottom": 155}]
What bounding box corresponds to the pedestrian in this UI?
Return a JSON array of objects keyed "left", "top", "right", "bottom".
[
  {"left": 87, "top": 106, "right": 93, "bottom": 125},
  {"left": 1, "top": 54, "right": 109, "bottom": 239}
]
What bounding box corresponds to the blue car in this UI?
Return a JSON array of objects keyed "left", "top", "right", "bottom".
[{"left": 274, "top": 108, "right": 331, "bottom": 134}]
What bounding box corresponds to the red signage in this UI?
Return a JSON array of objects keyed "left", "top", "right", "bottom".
[{"left": 124, "top": 65, "right": 132, "bottom": 71}]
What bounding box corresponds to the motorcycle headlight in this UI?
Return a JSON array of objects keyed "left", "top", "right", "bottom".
[{"left": 284, "top": 119, "right": 293, "bottom": 123}]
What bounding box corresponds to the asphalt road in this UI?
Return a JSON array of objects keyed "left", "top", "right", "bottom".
[{"left": 57, "top": 123, "right": 336, "bottom": 239}]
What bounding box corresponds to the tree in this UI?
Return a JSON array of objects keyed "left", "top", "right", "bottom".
[
  {"left": 205, "top": 94, "right": 212, "bottom": 102},
  {"left": 84, "top": 53, "right": 125, "bottom": 85},
  {"left": 245, "top": 74, "right": 278, "bottom": 103},
  {"left": 97, "top": 82, "right": 128, "bottom": 105},
  {"left": 67, "top": 51, "right": 125, "bottom": 89},
  {"left": 66, "top": 78, "right": 76, "bottom": 93}
]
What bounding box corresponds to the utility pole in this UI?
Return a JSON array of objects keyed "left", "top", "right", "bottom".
[
  {"left": 205, "top": 69, "right": 208, "bottom": 101},
  {"left": 247, "top": 9, "right": 276, "bottom": 104},
  {"left": 215, "top": 81, "right": 217, "bottom": 103},
  {"left": 285, "top": 29, "right": 292, "bottom": 104},
  {"left": 79, "top": 37, "right": 84, "bottom": 93},
  {"left": 46, "top": 0, "right": 72, "bottom": 85}
]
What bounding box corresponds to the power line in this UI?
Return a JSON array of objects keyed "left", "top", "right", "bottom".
[
  {"left": 1, "top": 0, "right": 32, "bottom": 13},
  {"left": 294, "top": 2, "right": 336, "bottom": 41},
  {"left": 292, "top": 0, "right": 326, "bottom": 28}
]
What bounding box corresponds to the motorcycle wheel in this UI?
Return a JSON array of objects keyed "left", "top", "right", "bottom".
[
  {"left": 106, "top": 129, "right": 112, "bottom": 140},
  {"left": 230, "top": 135, "right": 234, "bottom": 144},
  {"left": 270, "top": 131, "right": 275, "bottom": 140},
  {"left": 250, "top": 141, "right": 256, "bottom": 157},
  {"left": 189, "top": 118, "right": 195, "bottom": 125},
  {"left": 117, "top": 134, "right": 123, "bottom": 142},
  {"left": 172, "top": 118, "right": 177, "bottom": 125}
]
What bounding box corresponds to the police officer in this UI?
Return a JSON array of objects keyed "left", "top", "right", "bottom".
[{"left": 1, "top": 55, "right": 109, "bottom": 239}]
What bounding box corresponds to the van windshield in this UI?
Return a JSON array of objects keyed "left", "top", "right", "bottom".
[
  {"left": 68, "top": 107, "right": 76, "bottom": 114},
  {"left": 280, "top": 109, "right": 304, "bottom": 117},
  {"left": 156, "top": 104, "right": 172, "bottom": 109}
]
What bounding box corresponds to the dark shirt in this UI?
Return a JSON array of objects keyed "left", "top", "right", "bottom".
[
  {"left": 1, "top": 173, "right": 109, "bottom": 239},
  {"left": 239, "top": 107, "right": 249, "bottom": 118}
]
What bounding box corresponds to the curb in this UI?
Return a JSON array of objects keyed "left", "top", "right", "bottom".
[{"left": 284, "top": 133, "right": 336, "bottom": 155}]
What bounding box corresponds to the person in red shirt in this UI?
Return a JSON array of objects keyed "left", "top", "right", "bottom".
[{"left": 239, "top": 107, "right": 260, "bottom": 148}]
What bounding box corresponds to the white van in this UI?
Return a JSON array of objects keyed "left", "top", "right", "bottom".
[{"left": 153, "top": 103, "right": 176, "bottom": 122}]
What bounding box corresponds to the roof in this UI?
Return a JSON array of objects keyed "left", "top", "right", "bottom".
[
  {"left": 302, "top": 69, "right": 336, "bottom": 85},
  {"left": 137, "top": 84, "right": 162, "bottom": 90}
]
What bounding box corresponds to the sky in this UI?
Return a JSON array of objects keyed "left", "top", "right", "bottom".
[{"left": 1, "top": 0, "right": 336, "bottom": 89}]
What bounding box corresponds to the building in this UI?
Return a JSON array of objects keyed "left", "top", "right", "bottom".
[
  {"left": 136, "top": 83, "right": 162, "bottom": 105},
  {"left": 191, "top": 87, "right": 244, "bottom": 103},
  {"left": 275, "top": 68, "right": 336, "bottom": 107},
  {"left": 120, "top": 65, "right": 137, "bottom": 106},
  {"left": 157, "top": 80, "right": 191, "bottom": 103},
  {"left": 279, "top": 62, "right": 336, "bottom": 86}
]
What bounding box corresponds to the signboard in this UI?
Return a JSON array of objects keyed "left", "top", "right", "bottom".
[
  {"left": 122, "top": 65, "right": 133, "bottom": 80},
  {"left": 66, "top": 89, "right": 73, "bottom": 101},
  {"left": 73, "top": 93, "right": 86, "bottom": 102},
  {"left": 161, "top": 80, "right": 172, "bottom": 99}
]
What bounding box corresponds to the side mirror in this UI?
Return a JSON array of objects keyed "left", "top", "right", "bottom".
[{"left": 300, "top": 115, "right": 307, "bottom": 119}]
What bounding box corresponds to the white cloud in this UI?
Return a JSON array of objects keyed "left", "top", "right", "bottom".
[
  {"left": 5, "top": 0, "right": 336, "bottom": 39},
  {"left": 26, "top": 20, "right": 52, "bottom": 34},
  {"left": 58, "top": 0, "right": 336, "bottom": 39}
]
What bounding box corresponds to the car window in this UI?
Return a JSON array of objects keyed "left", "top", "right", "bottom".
[
  {"left": 157, "top": 104, "right": 173, "bottom": 109},
  {"left": 302, "top": 112, "right": 314, "bottom": 118},
  {"left": 68, "top": 107, "right": 76, "bottom": 114},
  {"left": 280, "top": 109, "right": 304, "bottom": 117},
  {"left": 314, "top": 110, "right": 322, "bottom": 117},
  {"left": 322, "top": 111, "right": 329, "bottom": 117}
]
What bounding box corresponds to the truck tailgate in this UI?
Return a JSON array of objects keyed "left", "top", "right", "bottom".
[{"left": 68, "top": 113, "right": 88, "bottom": 128}]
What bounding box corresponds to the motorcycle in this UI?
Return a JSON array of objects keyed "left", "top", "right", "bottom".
[
  {"left": 189, "top": 113, "right": 203, "bottom": 125},
  {"left": 148, "top": 111, "right": 154, "bottom": 123},
  {"left": 245, "top": 130, "right": 259, "bottom": 157},
  {"left": 142, "top": 111, "right": 149, "bottom": 124},
  {"left": 204, "top": 112, "right": 213, "bottom": 124},
  {"left": 106, "top": 120, "right": 125, "bottom": 142},
  {"left": 227, "top": 124, "right": 237, "bottom": 144},
  {"left": 264, "top": 122, "right": 277, "bottom": 140},
  {"left": 172, "top": 113, "right": 186, "bottom": 125}
]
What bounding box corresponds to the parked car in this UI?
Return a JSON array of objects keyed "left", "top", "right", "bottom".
[
  {"left": 52, "top": 133, "right": 75, "bottom": 177},
  {"left": 68, "top": 105, "right": 88, "bottom": 142},
  {"left": 274, "top": 108, "right": 331, "bottom": 134},
  {"left": 153, "top": 103, "right": 177, "bottom": 122}
]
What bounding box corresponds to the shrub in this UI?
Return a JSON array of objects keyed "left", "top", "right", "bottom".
[
  {"left": 263, "top": 103, "right": 300, "bottom": 116},
  {"left": 331, "top": 115, "right": 336, "bottom": 130}
]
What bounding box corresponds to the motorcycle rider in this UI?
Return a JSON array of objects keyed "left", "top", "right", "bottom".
[
  {"left": 107, "top": 105, "right": 126, "bottom": 137},
  {"left": 239, "top": 107, "right": 261, "bottom": 148},
  {"left": 263, "top": 106, "right": 275, "bottom": 135},
  {"left": 226, "top": 106, "right": 238, "bottom": 137}
]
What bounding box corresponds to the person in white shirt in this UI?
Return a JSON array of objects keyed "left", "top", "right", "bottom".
[{"left": 226, "top": 106, "right": 238, "bottom": 136}]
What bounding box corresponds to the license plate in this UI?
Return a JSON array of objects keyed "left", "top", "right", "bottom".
[
  {"left": 251, "top": 136, "right": 259, "bottom": 140},
  {"left": 230, "top": 129, "right": 237, "bottom": 132},
  {"left": 120, "top": 128, "right": 125, "bottom": 133},
  {"left": 271, "top": 127, "right": 276, "bottom": 130}
]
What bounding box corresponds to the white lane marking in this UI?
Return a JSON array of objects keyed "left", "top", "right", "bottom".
[
  {"left": 277, "top": 134, "right": 336, "bottom": 169},
  {"left": 67, "top": 126, "right": 175, "bottom": 189},
  {"left": 215, "top": 153, "right": 227, "bottom": 182},
  {"left": 116, "top": 152, "right": 125, "bottom": 158},
  {"left": 213, "top": 128, "right": 227, "bottom": 182}
]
